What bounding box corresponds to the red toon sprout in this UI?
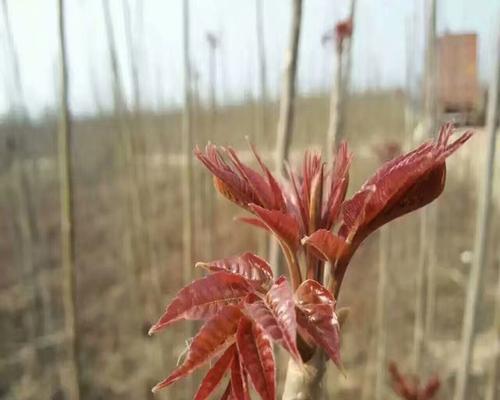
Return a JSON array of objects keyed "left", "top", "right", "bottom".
[{"left": 148, "top": 123, "right": 471, "bottom": 399}]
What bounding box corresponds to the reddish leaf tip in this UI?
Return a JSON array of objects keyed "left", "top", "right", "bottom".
[
  {"left": 148, "top": 326, "right": 157, "bottom": 336},
  {"left": 151, "top": 381, "right": 163, "bottom": 393}
]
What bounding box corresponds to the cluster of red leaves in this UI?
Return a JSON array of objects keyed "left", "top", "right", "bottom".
[
  {"left": 388, "top": 362, "right": 441, "bottom": 400},
  {"left": 149, "top": 123, "right": 471, "bottom": 399},
  {"left": 149, "top": 254, "right": 340, "bottom": 400}
]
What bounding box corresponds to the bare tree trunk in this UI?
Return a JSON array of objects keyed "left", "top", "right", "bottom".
[
  {"left": 326, "top": 44, "right": 344, "bottom": 156},
  {"left": 423, "top": 0, "right": 439, "bottom": 344},
  {"left": 361, "top": 328, "right": 377, "bottom": 400},
  {"left": 326, "top": 0, "right": 356, "bottom": 155},
  {"left": 182, "top": 0, "right": 194, "bottom": 304},
  {"left": 413, "top": 0, "right": 437, "bottom": 375},
  {"left": 56, "top": 1, "right": 81, "bottom": 398},
  {"left": 182, "top": 1, "right": 196, "bottom": 396},
  {"left": 1, "top": 0, "right": 25, "bottom": 111},
  {"left": 413, "top": 208, "right": 428, "bottom": 373},
  {"left": 255, "top": 0, "right": 268, "bottom": 147},
  {"left": 254, "top": 0, "right": 269, "bottom": 257},
  {"left": 343, "top": 0, "right": 356, "bottom": 97},
  {"left": 404, "top": 14, "right": 416, "bottom": 138},
  {"left": 424, "top": 206, "right": 438, "bottom": 335},
  {"left": 102, "top": 0, "right": 146, "bottom": 325},
  {"left": 455, "top": 27, "right": 499, "bottom": 400},
  {"left": 486, "top": 254, "right": 500, "bottom": 400},
  {"left": 374, "top": 226, "right": 389, "bottom": 400},
  {"left": 270, "top": 3, "right": 323, "bottom": 398},
  {"left": 123, "top": 3, "right": 168, "bottom": 382},
  {"left": 123, "top": 0, "right": 140, "bottom": 110},
  {"left": 122, "top": 0, "right": 163, "bottom": 316},
  {"left": 1, "top": 0, "right": 40, "bottom": 381},
  {"left": 204, "top": 33, "right": 218, "bottom": 260},
  {"left": 422, "top": 0, "right": 438, "bottom": 138},
  {"left": 269, "top": 0, "right": 302, "bottom": 273},
  {"left": 192, "top": 68, "right": 205, "bottom": 257},
  {"left": 274, "top": 0, "right": 302, "bottom": 176},
  {"left": 101, "top": 9, "right": 156, "bottom": 398}
]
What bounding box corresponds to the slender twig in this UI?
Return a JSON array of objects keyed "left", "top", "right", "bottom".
[
  {"left": 455, "top": 25, "right": 499, "bottom": 400},
  {"left": 57, "top": 1, "right": 81, "bottom": 398}
]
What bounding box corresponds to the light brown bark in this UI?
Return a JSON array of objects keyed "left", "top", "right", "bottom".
[
  {"left": 374, "top": 226, "right": 389, "bottom": 400},
  {"left": 182, "top": 0, "right": 194, "bottom": 301},
  {"left": 413, "top": 207, "right": 428, "bottom": 374},
  {"left": 455, "top": 26, "right": 499, "bottom": 400},
  {"left": 100, "top": 10, "right": 151, "bottom": 370},
  {"left": 57, "top": 1, "right": 81, "bottom": 398},
  {"left": 122, "top": 0, "right": 164, "bottom": 316},
  {"left": 254, "top": 0, "right": 269, "bottom": 258},
  {"left": 274, "top": 0, "right": 302, "bottom": 176},
  {"left": 326, "top": 44, "right": 344, "bottom": 156},
  {"left": 326, "top": 0, "right": 356, "bottom": 156},
  {"left": 204, "top": 32, "right": 218, "bottom": 260},
  {"left": 422, "top": 0, "right": 439, "bottom": 344},
  {"left": 269, "top": 0, "right": 302, "bottom": 272},
  {"left": 255, "top": 0, "right": 268, "bottom": 147},
  {"left": 182, "top": 1, "right": 196, "bottom": 396},
  {"left": 486, "top": 255, "right": 500, "bottom": 400},
  {"left": 2, "top": 0, "right": 40, "bottom": 377},
  {"left": 413, "top": 0, "right": 437, "bottom": 376},
  {"left": 485, "top": 34, "right": 500, "bottom": 400}
]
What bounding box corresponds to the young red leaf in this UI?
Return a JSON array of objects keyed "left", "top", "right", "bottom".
[
  {"left": 195, "top": 144, "right": 285, "bottom": 212},
  {"left": 152, "top": 306, "right": 242, "bottom": 392},
  {"left": 244, "top": 277, "right": 301, "bottom": 362},
  {"left": 149, "top": 272, "right": 252, "bottom": 334},
  {"left": 225, "top": 147, "right": 281, "bottom": 210},
  {"left": 301, "top": 152, "right": 323, "bottom": 227},
  {"left": 339, "top": 185, "right": 376, "bottom": 243},
  {"left": 235, "top": 216, "right": 270, "bottom": 231},
  {"left": 196, "top": 253, "right": 273, "bottom": 290},
  {"left": 307, "top": 165, "right": 324, "bottom": 234},
  {"left": 295, "top": 280, "right": 342, "bottom": 369},
  {"left": 226, "top": 146, "right": 285, "bottom": 211},
  {"left": 302, "top": 229, "right": 347, "bottom": 266},
  {"left": 339, "top": 123, "right": 473, "bottom": 245},
  {"left": 249, "top": 204, "right": 300, "bottom": 252},
  {"left": 193, "top": 345, "right": 235, "bottom": 400},
  {"left": 230, "top": 352, "right": 250, "bottom": 400},
  {"left": 322, "top": 141, "right": 352, "bottom": 229},
  {"left": 195, "top": 144, "right": 260, "bottom": 209},
  {"left": 249, "top": 142, "right": 287, "bottom": 212},
  {"left": 284, "top": 151, "right": 323, "bottom": 234},
  {"left": 236, "top": 318, "right": 276, "bottom": 400},
  {"left": 286, "top": 165, "right": 309, "bottom": 234}
]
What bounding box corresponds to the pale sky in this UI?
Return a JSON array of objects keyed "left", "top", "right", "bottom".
[{"left": 0, "top": 0, "right": 498, "bottom": 119}]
